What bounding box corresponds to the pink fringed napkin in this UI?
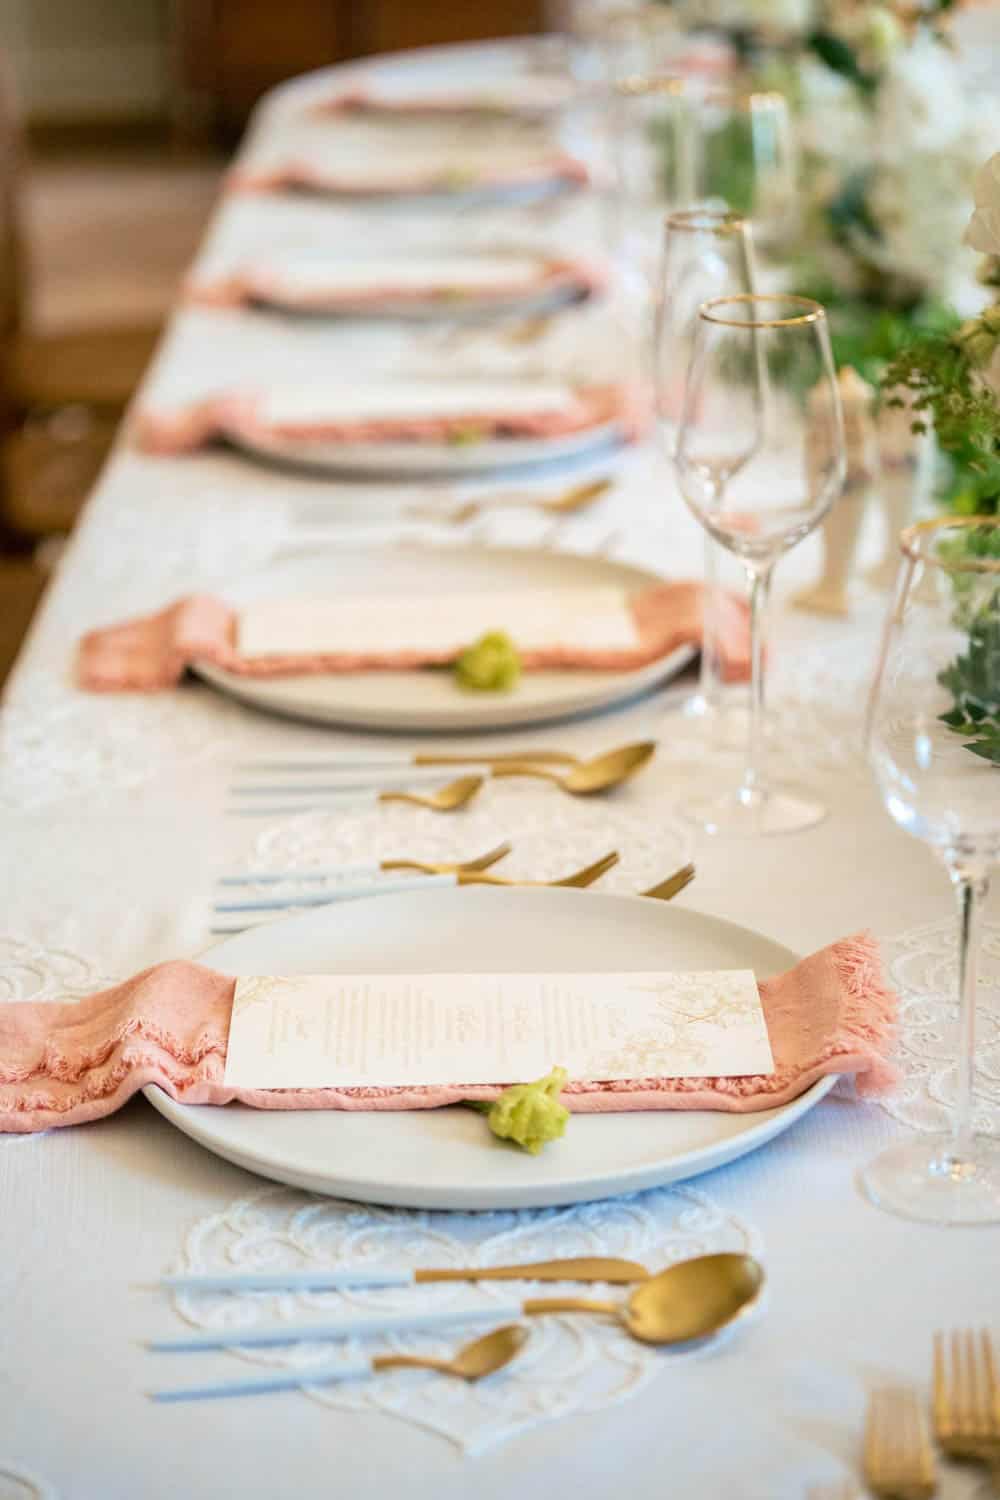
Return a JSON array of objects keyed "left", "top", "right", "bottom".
[
  {"left": 0, "top": 933, "right": 899, "bottom": 1134},
  {"left": 189, "top": 255, "right": 607, "bottom": 311},
  {"left": 134, "top": 383, "right": 640, "bottom": 456},
  {"left": 76, "top": 582, "right": 752, "bottom": 692},
  {"left": 227, "top": 153, "right": 588, "bottom": 198}
]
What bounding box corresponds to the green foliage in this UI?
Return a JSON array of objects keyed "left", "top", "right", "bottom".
[
  {"left": 938, "top": 583, "right": 1000, "bottom": 767},
  {"left": 806, "top": 29, "right": 876, "bottom": 94},
  {"left": 882, "top": 328, "right": 1000, "bottom": 516}
]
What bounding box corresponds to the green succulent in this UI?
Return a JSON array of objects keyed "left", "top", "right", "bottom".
[
  {"left": 454, "top": 631, "right": 521, "bottom": 693},
  {"left": 467, "top": 1066, "right": 571, "bottom": 1155}
]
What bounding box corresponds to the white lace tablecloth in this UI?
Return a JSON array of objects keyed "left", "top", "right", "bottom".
[{"left": 2, "top": 36, "right": 999, "bottom": 1500}]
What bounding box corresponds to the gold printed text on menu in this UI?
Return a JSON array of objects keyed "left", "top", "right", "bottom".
[{"left": 224, "top": 971, "right": 775, "bottom": 1091}]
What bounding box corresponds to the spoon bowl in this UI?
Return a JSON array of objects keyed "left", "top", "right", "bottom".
[
  {"left": 440, "top": 1324, "right": 530, "bottom": 1381},
  {"left": 524, "top": 1252, "right": 764, "bottom": 1346},
  {"left": 380, "top": 775, "right": 483, "bottom": 812},
  {"left": 491, "top": 742, "right": 657, "bottom": 796}
]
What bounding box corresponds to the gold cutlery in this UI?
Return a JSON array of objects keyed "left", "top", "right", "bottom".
[
  {"left": 237, "top": 743, "right": 650, "bottom": 773},
  {"left": 521, "top": 1251, "right": 763, "bottom": 1346},
  {"left": 458, "top": 850, "right": 618, "bottom": 888},
  {"left": 150, "top": 1324, "right": 528, "bottom": 1403},
  {"left": 377, "top": 775, "right": 484, "bottom": 811},
  {"left": 151, "top": 1252, "right": 763, "bottom": 1355},
  {"left": 863, "top": 1387, "right": 937, "bottom": 1499},
  {"left": 406, "top": 477, "right": 612, "bottom": 526},
  {"left": 382, "top": 842, "right": 512, "bottom": 875},
  {"left": 933, "top": 1328, "right": 1000, "bottom": 1482},
  {"left": 162, "top": 1255, "right": 650, "bottom": 1294},
  {"left": 490, "top": 741, "right": 656, "bottom": 796},
  {"left": 641, "top": 863, "right": 696, "bottom": 902}
]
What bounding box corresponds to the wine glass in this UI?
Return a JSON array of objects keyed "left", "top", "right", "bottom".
[
  {"left": 655, "top": 208, "right": 757, "bottom": 722},
  {"left": 606, "top": 75, "right": 795, "bottom": 285},
  {"left": 674, "top": 293, "right": 846, "bottom": 834},
  {"left": 864, "top": 516, "right": 1000, "bottom": 1225}
]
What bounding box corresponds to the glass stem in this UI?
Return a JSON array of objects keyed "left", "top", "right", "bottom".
[
  {"left": 698, "top": 537, "right": 722, "bottom": 712},
  {"left": 947, "top": 864, "right": 990, "bottom": 1159},
  {"left": 741, "top": 560, "right": 773, "bottom": 806}
]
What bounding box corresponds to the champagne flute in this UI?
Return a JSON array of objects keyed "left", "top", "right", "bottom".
[
  {"left": 655, "top": 208, "right": 756, "bottom": 722},
  {"left": 864, "top": 516, "right": 1000, "bottom": 1225},
  {"left": 674, "top": 293, "right": 846, "bottom": 834}
]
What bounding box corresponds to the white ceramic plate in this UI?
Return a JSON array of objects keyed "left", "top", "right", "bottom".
[
  {"left": 227, "top": 418, "right": 621, "bottom": 479},
  {"left": 192, "top": 546, "right": 696, "bottom": 732},
  {"left": 146, "top": 887, "right": 837, "bottom": 1210}
]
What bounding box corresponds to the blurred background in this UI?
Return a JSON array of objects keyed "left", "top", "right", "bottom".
[{"left": 0, "top": 0, "right": 548, "bottom": 682}]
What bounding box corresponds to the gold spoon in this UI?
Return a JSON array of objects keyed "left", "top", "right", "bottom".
[
  {"left": 522, "top": 1253, "right": 764, "bottom": 1346},
  {"left": 378, "top": 775, "right": 483, "bottom": 812},
  {"left": 491, "top": 741, "right": 656, "bottom": 796},
  {"left": 641, "top": 862, "right": 696, "bottom": 901},
  {"left": 458, "top": 850, "right": 618, "bottom": 888},
  {"left": 382, "top": 841, "right": 512, "bottom": 874},
  {"left": 149, "top": 1325, "right": 529, "bottom": 1403},
  {"left": 407, "top": 477, "right": 611, "bottom": 527}
]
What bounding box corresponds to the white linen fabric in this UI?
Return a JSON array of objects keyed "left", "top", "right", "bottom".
[{"left": 2, "top": 35, "right": 999, "bottom": 1500}]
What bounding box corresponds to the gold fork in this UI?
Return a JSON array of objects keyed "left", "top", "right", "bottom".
[
  {"left": 458, "top": 850, "right": 618, "bottom": 888},
  {"left": 863, "top": 1387, "right": 937, "bottom": 1499},
  {"left": 933, "top": 1328, "right": 1000, "bottom": 1486}
]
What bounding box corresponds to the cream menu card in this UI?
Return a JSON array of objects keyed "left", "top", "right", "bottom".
[{"left": 223, "top": 970, "right": 774, "bottom": 1089}]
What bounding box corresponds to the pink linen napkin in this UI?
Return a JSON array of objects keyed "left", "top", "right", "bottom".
[
  {"left": 134, "top": 383, "right": 641, "bottom": 457},
  {"left": 0, "top": 933, "right": 899, "bottom": 1134},
  {"left": 76, "top": 582, "right": 752, "bottom": 692},
  {"left": 226, "top": 153, "right": 589, "bottom": 198},
  {"left": 309, "top": 83, "right": 573, "bottom": 118},
  {"left": 188, "top": 255, "right": 607, "bottom": 311}
]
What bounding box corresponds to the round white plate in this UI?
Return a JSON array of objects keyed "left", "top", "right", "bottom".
[
  {"left": 227, "top": 418, "right": 621, "bottom": 478},
  {"left": 192, "top": 546, "right": 695, "bottom": 732},
  {"left": 146, "top": 887, "right": 836, "bottom": 1210}
]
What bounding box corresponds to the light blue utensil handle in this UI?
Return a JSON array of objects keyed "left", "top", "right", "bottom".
[
  {"left": 148, "top": 1301, "right": 523, "bottom": 1352},
  {"left": 214, "top": 871, "right": 456, "bottom": 913},
  {"left": 228, "top": 790, "right": 376, "bottom": 817},
  {"left": 150, "top": 1357, "right": 375, "bottom": 1402},
  {"left": 217, "top": 862, "right": 382, "bottom": 887},
  {"left": 163, "top": 1268, "right": 416, "bottom": 1293}
]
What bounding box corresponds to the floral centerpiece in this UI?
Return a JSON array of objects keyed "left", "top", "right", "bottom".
[
  {"left": 671, "top": 0, "right": 997, "bottom": 388},
  {"left": 884, "top": 153, "right": 1000, "bottom": 516}
]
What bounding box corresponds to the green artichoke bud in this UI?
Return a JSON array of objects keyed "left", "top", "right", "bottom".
[
  {"left": 454, "top": 631, "right": 521, "bottom": 693},
  {"left": 477, "top": 1067, "right": 570, "bottom": 1154}
]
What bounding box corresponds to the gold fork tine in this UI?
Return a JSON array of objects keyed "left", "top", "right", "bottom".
[
  {"left": 382, "top": 841, "right": 512, "bottom": 875},
  {"left": 641, "top": 863, "right": 695, "bottom": 902},
  {"left": 935, "top": 1327, "right": 1000, "bottom": 1460}
]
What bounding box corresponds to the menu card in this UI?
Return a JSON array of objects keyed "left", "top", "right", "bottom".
[
  {"left": 223, "top": 970, "right": 775, "bottom": 1089},
  {"left": 237, "top": 587, "right": 641, "bottom": 659}
]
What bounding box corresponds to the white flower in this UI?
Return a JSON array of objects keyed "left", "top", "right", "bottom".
[
  {"left": 966, "top": 152, "right": 1000, "bottom": 257},
  {"left": 875, "top": 35, "right": 969, "bottom": 154}
]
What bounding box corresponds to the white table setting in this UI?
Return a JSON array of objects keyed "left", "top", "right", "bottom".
[{"left": 3, "top": 24, "right": 1000, "bottom": 1500}]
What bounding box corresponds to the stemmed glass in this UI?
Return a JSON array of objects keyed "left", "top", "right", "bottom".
[
  {"left": 864, "top": 517, "right": 1000, "bottom": 1224},
  {"left": 674, "top": 293, "right": 846, "bottom": 835},
  {"left": 655, "top": 208, "right": 756, "bottom": 722}
]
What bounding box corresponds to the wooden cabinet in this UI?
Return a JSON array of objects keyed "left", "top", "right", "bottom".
[{"left": 171, "top": 0, "right": 546, "bottom": 141}]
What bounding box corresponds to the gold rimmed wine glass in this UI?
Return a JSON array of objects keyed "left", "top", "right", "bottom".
[
  {"left": 673, "top": 292, "right": 846, "bottom": 835},
  {"left": 655, "top": 207, "right": 756, "bottom": 724},
  {"left": 863, "top": 516, "right": 1000, "bottom": 1225}
]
